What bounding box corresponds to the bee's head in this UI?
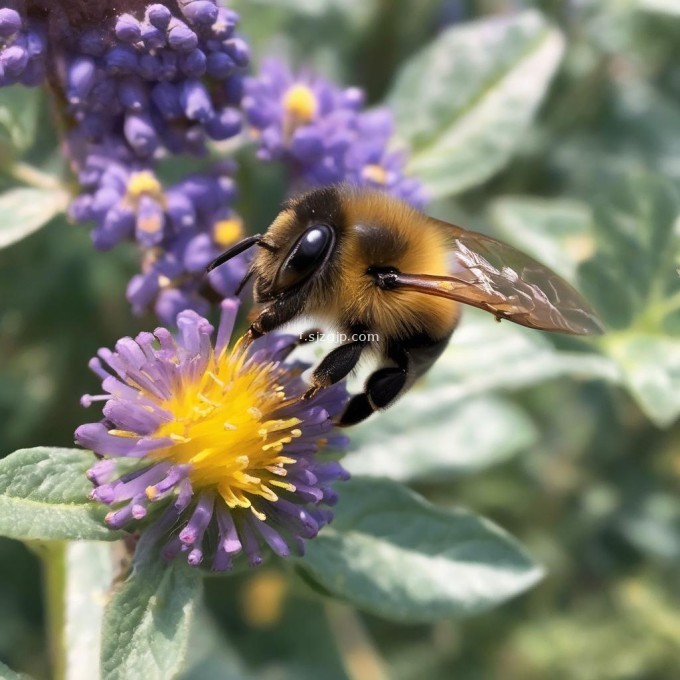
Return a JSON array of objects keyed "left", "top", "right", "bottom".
[{"left": 208, "top": 186, "right": 344, "bottom": 303}]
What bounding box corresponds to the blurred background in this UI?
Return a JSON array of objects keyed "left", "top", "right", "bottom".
[{"left": 1, "top": 0, "right": 679, "bottom": 678}]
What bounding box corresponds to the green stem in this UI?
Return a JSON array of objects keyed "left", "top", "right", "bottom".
[
  {"left": 324, "top": 601, "right": 389, "bottom": 680},
  {"left": 6, "top": 161, "right": 65, "bottom": 192},
  {"left": 42, "top": 542, "right": 67, "bottom": 680}
]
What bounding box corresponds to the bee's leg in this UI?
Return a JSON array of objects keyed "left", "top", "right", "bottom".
[
  {"left": 337, "top": 346, "right": 408, "bottom": 426},
  {"left": 244, "top": 295, "right": 305, "bottom": 345},
  {"left": 302, "top": 339, "right": 367, "bottom": 400},
  {"left": 337, "top": 393, "right": 373, "bottom": 427},
  {"left": 337, "top": 334, "right": 452, "bottom": 427}
]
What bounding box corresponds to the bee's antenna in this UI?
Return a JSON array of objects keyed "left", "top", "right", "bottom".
[
  {"left": 235, "top": 267, "right": 254, "bottom": 295},
  {"left": 207, "top": 235, "right": 277, "bottom": 272}
]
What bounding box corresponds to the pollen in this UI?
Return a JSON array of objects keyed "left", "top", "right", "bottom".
[
  {"left": 213, "top": 217, "right": 244, "bottom": 248},
  {"left": 126, "top": 170, "right": 163, "bottom": 200},
  {"left": 361, "top": 164, "right": 387, "bottom": 185},
  {"left": 147, "top": 344, "right": 304, "bottom": 514},
  {"left": 283, "top": 84, "right": 318, "bottom": 124}
]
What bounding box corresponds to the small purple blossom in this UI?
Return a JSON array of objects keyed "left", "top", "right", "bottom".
[
  {"left": 68, "top": 146, "right": 246, "bottom": 320},
  {"left": 0, "top": 7, "right": 46, "bottom": 87},
  {"left": 76, "top": 300, "right": 350, "bottom": 571},
  {"left": 244, "top": 59, "right": 427, "bottom": 208}
]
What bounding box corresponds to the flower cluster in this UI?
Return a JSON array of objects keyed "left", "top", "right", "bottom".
[
  {"left": 0, "top": 1, "right": 250, "bottom": 322},
  {"left": 63, "top": 3, "right": 246, "bottom": 158},
  {"left": 68, "top": 148, "right": 249, "bottom": 321},
  {"left": 62, "top": 1, "right": 249, "bottom": 320},
  {"left": 0, "top": 5, "right": 45, "bottom": 87},
  {"left": 243, "top": 59, "right": 427, "bottom": 208},
  {"left": 76, "top": 300, "right": 350, "bottom": 570},
  {"left": 2, "top": 3, "right": 428, "bottom": 325}
]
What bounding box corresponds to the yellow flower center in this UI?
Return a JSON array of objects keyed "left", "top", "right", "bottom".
[
  {"left": 361, "top": 164, "right": 387, "bottom": 185},
  {"left": 283, "top": 84, "right": 318, "bottom": 123},
  {"left": 125, "top": 171, "right": 166, "bottom": 235},
  {"left": 213, "top": 217, "right": 244, "bottom": 248},
  {"left": 144, "top": 344, "right": 303, "bottom": 520},
  {"left": 127, "top": 170, "right": 163, "bottom": 200}
]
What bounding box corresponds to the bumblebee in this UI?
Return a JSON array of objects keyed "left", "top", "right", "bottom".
[{"left": 208, "top": 185, "right": 603, "bottom": 426}]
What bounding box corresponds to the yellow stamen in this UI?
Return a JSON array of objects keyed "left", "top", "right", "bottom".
[
  {"left": 108, "top": 429, "right": 138, "bottom": 438},
  {"left": 283, "top": 84, "right": 317, "bottom": 123},
  {"left": 213, "top": 217, "right": 244, "bottom": 248},
  {"left": 169, "top": 433, "right": 191, "bottom": 443},
  {"left": 271, "top": 480, "right": 296, "bottom": 493},
  {"left": 127, "top": 170, "right": 163, "bottom": 198},
  {"left": 362, "top": 164, "right": 387, "bottom": 185},
  {"left": 251, "top": 506, "right": 266, "bottom": 521},
  {"left": 141, "top": 339, "right": 310, "bottom": 511}
]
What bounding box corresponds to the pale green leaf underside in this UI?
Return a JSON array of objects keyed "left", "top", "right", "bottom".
[
  {"left": 0, "top": 660, "right": 28, "bottom": 680},
  {"left": 101, "top": 558, "right": 202, "bottom": 680},
  {"left": 428, "top": 309, "right": 620, "bottom": 397},
  {"left": 0, "top": 447, "right": 116, "bottom": 541},
  {"left": 603, "top": 334, "right": 680, "bottom": 428},
  {"left": 636, "top": 0, "right": 680, "bottom": 16},
  {"left": 345, "top": 395, "right": 536, "bottom": 481},
  {"left": 297, "top": 478, "right": 544, "bottom": 622},
  {"left": 390, "top": 10, "right": 564, "bottom": 198},
  {"left": 0, "top": 187, "right": 68, "bottom": 249}
]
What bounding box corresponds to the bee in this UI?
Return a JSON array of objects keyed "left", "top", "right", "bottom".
[{"left": 208, "top": 185, "right": 603, "bottom": 426}]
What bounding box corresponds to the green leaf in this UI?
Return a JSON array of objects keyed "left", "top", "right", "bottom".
[
  {"left": 389, "top": 11, "right": 564, "bottom": 198},
  {"left": 0, "top": 86, "right": 40, "bottom": 154},
  {"left": 63, "top": 542, "right": 116, "bottom": 680},
  {"left": 0, "top": 187, "right": 68, "bottom": 250},
  {"left": 489, "top": 178, "right": 679, "bottom": 426},
  {"left": 490, "top": 197, "right": 595, "bottom": 282},
  {"left": 579, "top": 175, "right": 679, "bottom": 330},
  {"left": 296, "top": 478, "right": 544, "bottom": 622},
  {"left": 581, "top": 176, "right": 679, "bottom": 424},
  {"left": 0, "top": 660, "right": 28, "bottom": 680},
  {"left": 101, "top": 555, "right": 202, "bottom": 680},
  {"left": 602, "top": 334, "right": 680, "bottom": 428},
  {"left": 428, "top": 309, "right": 620, "bottom": 397},
  {"left": 636, "top": 0, "right": 680, "bottom": 16},
  {"left": 0, "top": 447, "right": 116, "bottom": 542},
  {"left": 344, "top": 395, "right": 537, "bottom": 482}
]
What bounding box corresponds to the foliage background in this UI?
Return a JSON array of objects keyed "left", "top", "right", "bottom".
[{"left": 1, "top": 0, "right": 679, "bottom": 678}]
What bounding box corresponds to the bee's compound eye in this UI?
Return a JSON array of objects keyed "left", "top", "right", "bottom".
[
  {"left": 287, "top": 225, "right": 333, "bottom": 272},
  {"left": 273, "top": 224, "right": 335, "bottom": 292}
]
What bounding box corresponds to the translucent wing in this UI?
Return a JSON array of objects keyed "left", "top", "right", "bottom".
[{"left": 392, "top": 219, "right": 603, "bottom": 335}]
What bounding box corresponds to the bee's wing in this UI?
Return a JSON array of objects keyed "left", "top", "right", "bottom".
[{"left": 392, "top": 220, "right": 603, "bottom": 336}]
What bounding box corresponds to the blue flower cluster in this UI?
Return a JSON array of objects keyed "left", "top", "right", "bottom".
[
  {"left": 61, "top": 1, "right": 250, "bottom": 322},
  {"left": 65, "top": 3, "right": 246, "bottom": 157},
  {"left": 0, "top": 6, "right": 45, "bottom": 86},
  {"left": 1, "top": 1, "right": 250, "bottom": 323},
  {"left": 243, "top": 59, "right": 427, "bottom": 208},
  {"left": 1, "top": 2, "right": 427, "bottom": 324}
]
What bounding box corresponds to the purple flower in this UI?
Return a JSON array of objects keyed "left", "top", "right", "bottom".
[
  {"left": 76, "top": 300, "right": 350, "bottom": 571},
  {"left": 0, "top": 8, "right": 46, "bottom": 87},
  {"left": 61, "top": 4, "right": 247, "bottom": 157},
  {"left": 244, "top": 59, "right": 427, "bottom": 207},
  {"left": 68, "top": 146, "right": 247, "bottom": 319}
]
